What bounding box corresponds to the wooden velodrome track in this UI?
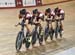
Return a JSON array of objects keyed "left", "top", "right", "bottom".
[{"left": 0, "top": 1, "right": 75, "bottom": 55}]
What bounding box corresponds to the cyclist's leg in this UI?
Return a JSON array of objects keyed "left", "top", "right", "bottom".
[
  {"left": 55, "top": 16, "right": 59, "bottom": 39},
  {"left": 52, "top": 22, "right": 56, "bottom": 30},
  {"left": 49, "top": 21, "right": 51, "bottom": 29},
  {"left": 60, "top": 20, "right": 64, "bottom": 31},
  {"left": 51, "top": 22, "right": 56, "bottom": 40},
  {"left": 44, "top": 21, "right": 49, "bottom": 41},
  {"left": 48, "top": 22, "right": 53, "bottom": 40},
  {"left": 25, "top": 19, "right": 32, "bottom": 35},
  {"left": 24, "top": 27, "right": 27, "bottom": 37},
  {"left": 59, "top": 20, "right": 64, "bottom": 38},
  {"left": 39, "top": 20, "right": 44, "bottom": 45}
]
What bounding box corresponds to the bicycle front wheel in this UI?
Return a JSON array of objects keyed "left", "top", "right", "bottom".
[{"left": 15, "top": 32, "right": 23, "bottom": 51}]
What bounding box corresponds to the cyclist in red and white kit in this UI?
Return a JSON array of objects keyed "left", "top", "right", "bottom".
[
  {"left": 32, "top": 9, "right": 45, "bottom": 46},
  {"left": 45, "top": 8, "right": 56, "bottom": 34},
  {"left": 18, "top": 9, "right": 32, "bottom": 37},
  {"left": 54, "top": 7, "right": 65, "bottom": 31}
]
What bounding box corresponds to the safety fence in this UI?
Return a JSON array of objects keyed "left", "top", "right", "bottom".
[{"left": 0, "top": 0, "right": 73, "bottom": 9}]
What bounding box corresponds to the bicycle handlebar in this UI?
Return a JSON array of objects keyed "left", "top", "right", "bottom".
[{"left": 15, "top": 22, "right": 26, "bottom": 27}]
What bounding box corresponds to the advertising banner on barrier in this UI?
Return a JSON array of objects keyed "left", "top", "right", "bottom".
[
  {"left": 0, "top": 0, "right": 16, "bottom": 7},
  {"left": 22, "top": 0, "right": 36, "bottom": 6}
]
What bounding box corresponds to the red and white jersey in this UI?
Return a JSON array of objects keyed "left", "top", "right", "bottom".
[
  {"left": 57, "top": 9, "right": 65, "bottom": 20},
  {"left": 18, "top": 11, "right": 32, "bottom": 24},
  {"left": 51, "top": 10, "right": 55, "bottom": 16},
  {"left": 57, "top": 9, "right": 65, "bottom": 16},
  {"left": 47, "top": 10, "right": 55, "bottom": 19},
  {"left": 38, "top": 12, "right": 44, "bottom": 17},
  {"left": 32, "top": 11, "right": 44, "bottom": 21},
  {"left": 19, "top": 11, "right": 32, "bottom": 19},
  {"left": 25, "top": 11, "right": 32, "bottom": 18},
  {"left": 59, "top": 9, "right": 64, "bottom": 14}
]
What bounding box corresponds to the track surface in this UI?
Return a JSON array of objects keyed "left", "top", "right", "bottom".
[{"left": 0, "top": 1, "right": 75, "bottom": 55}]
